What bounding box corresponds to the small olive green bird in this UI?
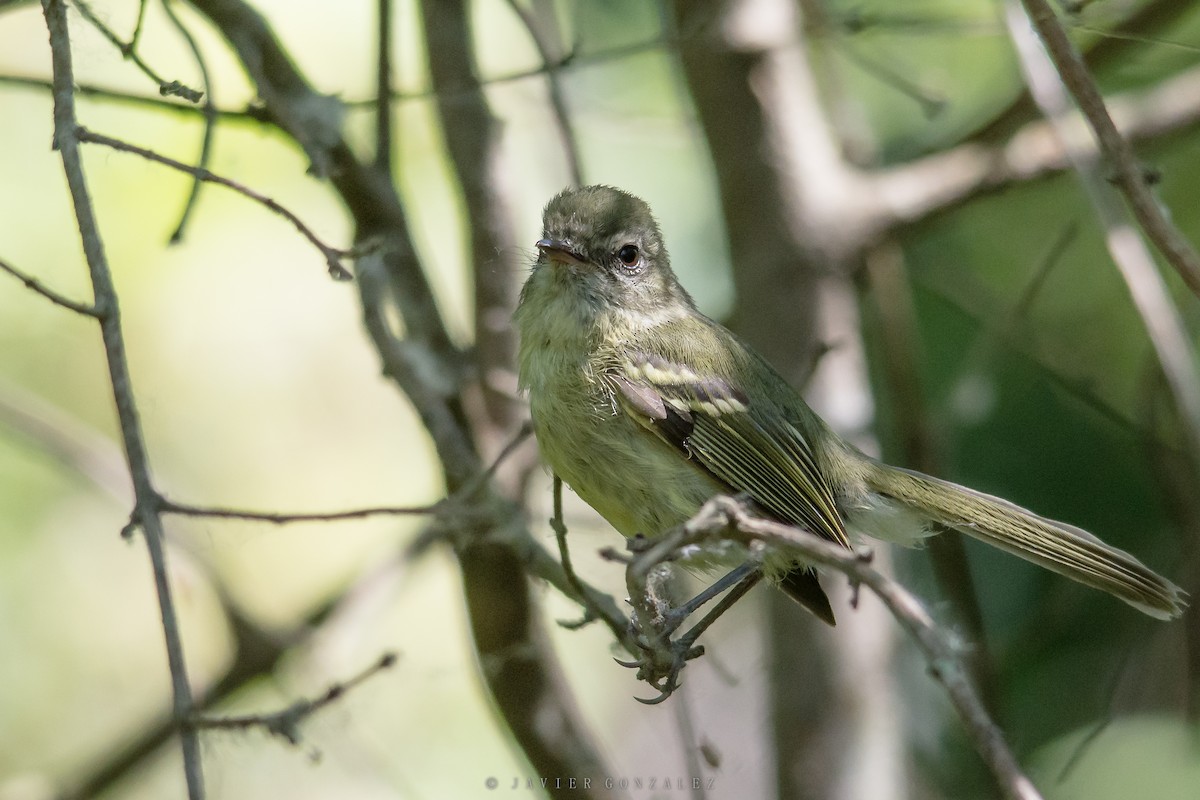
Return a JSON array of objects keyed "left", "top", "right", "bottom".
[{"left": 515, "top": 184, "right": 1184, "bottom": 625}]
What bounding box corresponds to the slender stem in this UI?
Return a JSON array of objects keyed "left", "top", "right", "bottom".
[
  {"left": 0, "top": 254, "right": 99, "bottom": 316},
  {"left": 1007, "top": 0, "right": 1200, "bottom": 476},
  {"left": 76, "top": 127, "right": 351, "bottom": 279},
  {"left": 192, "top": 652, "right": 397, "bottom": 744},
  {"left": 374, "top": 0, "right": 393, "bottom": 173},
  {"left": 1017, "top": 0, "right": 1200, "bottom": 298},
  {"left": 40, "top": 1, "right": 204, "bottom": 797},
  {"left": 503, "top": 0, "right": 583, "bottom": 184},
  {"left": 160, "top": 0, "right": 217, "bottom": 242},
  {"left": 678, "top": 497, "right": 1045, "bottom": 800},
  {"left": 71, "top": 0, "right": 203, "bottom": 102},
  {"left": 550, "top": 475, "right": 633, "bottom": 645}
]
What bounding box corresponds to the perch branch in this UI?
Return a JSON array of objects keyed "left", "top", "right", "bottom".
[
  {"left": 76, "top": 127, "right": 352, "bottom": 279},
  {"left": 639, "top": 496, "right": 1044, "bottom": 800},
  {"left": 0, "top": 254, "right": 98, "bottom": 316},
  {"left": 71, "top": 0, "right": 203, "bottom": 101},
  {"left": 191, "top": 652, "right": 397, "bottom": 745},
  {"left": 1017, "top": 0, "right": 1200, "bottom": 297}
]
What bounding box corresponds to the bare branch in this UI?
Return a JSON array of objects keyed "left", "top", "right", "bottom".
[
  {"left": 374, "top": 0, "right": 393, "bottom": 173},
  {"left": 129, "top": 0, "right": 150, "bottom": 51},
  {"left": 71, "top": 0, "right": 203, "bottom": 102},
  {"left": 550, "top": 476, "right": 635, "bottom": 646},
  {"left": 0, "top": 254, "right": 98, "bottom": 316},
  {"left": 503, "top": 0, "right": 584, "bottom": 184},
  {"left": 1017, "top": 0, "right": 1200, "bottom": 297},
  {"left": 419, "top": 0, "right": 528, "bottom": 489},
  {"left": 159, "top": 499, "right": 443, "bottom": 524},
  {"left": 161, "top": 423, "right": 533, "bottom": 529},
  {"left": 0, "top": 73, "right": 267, "bottom": 119},
  {"left": 76, "top": 127, "right": 352, "bottom": 280},
  {"left": 192, "top": 652, "right": 398, "bottom": 745},
  {"left": 40, "top": 1, "right": 204, "bottom": 796},
  {"left": 1006, "top": 0, "right": 1200, "bottom": 474},
  {"left": 160, "top": 0, "right": 218, "bottom": 242},
  {"left": 863, "top": 242, "right": 996, "bottom": 707},
  {"left": 869, "top": 63, "right": 1200, "bottom": 231},
  {"left": 185, "top": 1, "right": 618, "bottom": 790}
]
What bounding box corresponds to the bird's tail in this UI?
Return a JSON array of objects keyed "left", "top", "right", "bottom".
[{"left": 861, "top": 462, "right": 1185, "bottom": 619}]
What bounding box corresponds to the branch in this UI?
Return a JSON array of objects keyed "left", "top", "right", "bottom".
[
  {"left": 186, "top": 0, "right": 617, "bottom": 790},
  {"left": 503, "top": 0, "right": 584, "bottom": 184},
  {"left": 868, "top": 63, "right": 1200, "bottom": 232},
  {"left": 40, "top": 1, "right": 204, "bottom": 797},
  {"left": 158, "top": 499, "right": 442, "bottom": 525},
  {"left": 0, "top": 73, "right": 266, "bottom": 119},
  {"left": 191, "top": 652, "right": 397, "bottom": 745},
  {"left": 0, "top": 254, "right": 98, "bottom": 316},
  {"left": 1005, "top": 0, "right": 1200, "bottom": 472},
  {"left": 640, "top": 496, "right": 1044, "bottom": 800},
  {"left": 374, "top": 0, "right": 393, "bottom": 173},
  {"left": 159, "top": 422, "right": 533, "bottom": 530},
  {"left": 71, "top": 0, "right": 203, "bottom": 102},
  {"left": 673, "top": 5, "right": 906, "bottom": 799},
  {"left": 419, "top": 0, "right": 528, "bottom": 487},
  {"left": 863, "top": 242, "right": 996, "bottom": 707},
  {"left": 159, "top": 0, "right": 218, "bottom": 242},
  {"left": 971, "top": 0, "right": 1197, "bottom": 143},
  {"left": 1017, "top": 0, "right": 1200, "bottom": 297},
  {"left": 76, "top": 127, "right": 352, "bottom": 280}
]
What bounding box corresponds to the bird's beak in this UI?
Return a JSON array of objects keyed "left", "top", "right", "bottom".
[{"left": 536, "top": 238, "right": 587, "bottom": 267}]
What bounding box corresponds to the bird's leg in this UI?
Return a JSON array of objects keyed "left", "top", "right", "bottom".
[
  {"left": 619, "top": 561, "right": 763, "bottom": 704},
  {"left": 660, "top": 561, "right": 760, "bottom": 634}
]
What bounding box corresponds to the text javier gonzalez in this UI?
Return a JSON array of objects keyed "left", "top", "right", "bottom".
[{"left": 485, "top": 776, "right": 717, "bottom": 791}]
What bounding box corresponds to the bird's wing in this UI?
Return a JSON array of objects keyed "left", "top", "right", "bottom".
[{"left": 606, "top": 353, "right": 850, "bottom": 550}]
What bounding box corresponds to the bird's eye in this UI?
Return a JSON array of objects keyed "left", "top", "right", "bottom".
[{"left": 617, "top": 244, "right": 641, "bottom": 268}]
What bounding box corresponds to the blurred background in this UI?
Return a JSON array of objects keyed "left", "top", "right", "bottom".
[{"left": 1, "top": 0, "right": 1199, "bottom": 798}]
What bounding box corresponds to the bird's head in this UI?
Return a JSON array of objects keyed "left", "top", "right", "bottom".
[{"left": 524, "top": 185, "right": 693, "bottom": 328}]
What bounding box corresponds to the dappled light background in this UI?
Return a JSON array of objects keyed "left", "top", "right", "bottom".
[{"left": 2, "top": 1, "right": 1200, "bottom": 798}]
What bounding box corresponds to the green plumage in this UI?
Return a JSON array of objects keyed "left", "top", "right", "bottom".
[{"left": 515, "top": 185, "right": 1184, "bottom": 623}]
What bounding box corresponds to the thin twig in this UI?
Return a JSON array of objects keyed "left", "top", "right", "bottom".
[
  {"left": 864, "top": 242, "right": 996, "bottom": 707},
  {"left": 159, "top": 499, "right": 445, "bottom": 525},
  {"left": 0, "top": 74, "right": 265, "bottom": 119},
  {"left": 832, "top": 36, "right": 946, "bottom": 118},
  {"left": 0, "top": 254, "right": 99, "bottom": 316},
  {"left": 374, "top": 0, "right": 393, "bottom": 173},
  {"left": 1017, "top": 0, "right": 1200, "bottom": 297},
  {"left": 503, "top": 0, "right": 583, "bottom": 184},
  {"left": 1, "top": 27, "right": 658, "bottom": 117},
  {"left": 160, "top": 0, "right": 217, "bottom": 242},
  {"left": 75, "top": 127, "right": 352, "bottom": 280},
  {"left": 40, "top": 1, "right": 204, "bottom": 797},
  {"left": 550, "top": 475, "right": 634, "bottom": 645},
  {"left": 71, "top": 0, "right": 203, "bottom": 102},
  {"left": 64, "top": 551, "right": 402, "bottom": 799},
  {"left": 1006, "top": 0, "right": 1200, "bottom": 474},
  {"left": 162, "top": 423, "right": 532, "bottom": 531},
  {"left": 192, "top": 652, "right": 398, "bottom": 745},
  {"left": 129, "top": 0, "right": 150, "bottom": 52}
]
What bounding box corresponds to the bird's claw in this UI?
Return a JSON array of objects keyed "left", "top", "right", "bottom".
[{"left": 616, "top": 628, "right": 705, "bottom": 703}]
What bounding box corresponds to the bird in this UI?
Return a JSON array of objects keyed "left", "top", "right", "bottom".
[{"left": 514, "top": 184, "right": 1184, "bottom": 625}]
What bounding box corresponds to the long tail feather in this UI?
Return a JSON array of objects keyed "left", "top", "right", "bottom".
[{"left": 864, "top": 463, "right": 1185, "bottom": 619}]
